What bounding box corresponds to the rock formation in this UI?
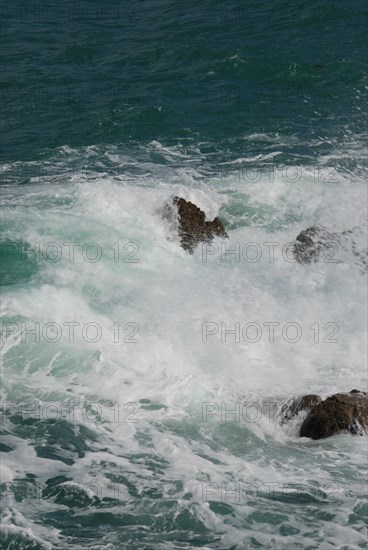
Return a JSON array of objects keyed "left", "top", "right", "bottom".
[
  {"left": 282, "top": 390, "right": 368, "bottom": 439},
  {"left": 300, "top": 390, "right": 368, "bottom": 439},
  {"left": 293, "top": 225, "right": 367, "bottom": 269},
  {"left": 280, "top": 394, "right": 322, "bottom": 423},
  {"left": 293, "top": 225, "right": 339, "bottom": 263},
  {"left": 163, "top": 197, "right": 228, "bottom": 253}
]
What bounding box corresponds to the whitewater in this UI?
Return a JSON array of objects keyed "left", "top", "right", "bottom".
[{"left": 0, "top": 139, "right": 367, "bottom": 549}]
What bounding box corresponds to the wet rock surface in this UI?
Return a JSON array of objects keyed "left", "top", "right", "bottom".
[
  {"left": 300, "top": 390, "right": 368, "bottom": 439},
  {"left": 293, "top": 225, "right": 367, "bottom": 269},
  {"left": 280, "top": 394, "right": 322, "bottom": 424},
  {"left": 163, "top": 197, "right": 228, "bottom": 253},
  {"left": 282, "top": 390, "right": 368, "bottom": 440},
  {"left": 293, "top": 225, "right": 339, "bottom": 263}
]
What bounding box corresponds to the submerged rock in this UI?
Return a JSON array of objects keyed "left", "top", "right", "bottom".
[
  {"left": 163, "top": 197, "right": 228, "bottom": 253},
  {"left": 293, "top": 225, "right": 339, "bottom": 263},
  {"left": 293, "top": 225, "right": 367, "bottom": 269}
]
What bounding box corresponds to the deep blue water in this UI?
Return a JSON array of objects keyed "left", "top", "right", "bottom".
[
  {"left": 1, "top": 1, "right": 367, "bottom": 549},
  {"left": 1, "top": 0, "right": 367, "bottom": 164}
]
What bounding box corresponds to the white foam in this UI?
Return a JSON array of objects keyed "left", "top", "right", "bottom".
[{"left": 1, "top": 147, "right": 367, "bottom": 548}]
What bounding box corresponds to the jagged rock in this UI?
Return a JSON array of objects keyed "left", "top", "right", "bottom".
[
  {"left": 281, "top": 390, "right": 368, "bottom": 439},
  {"left": 293, "top": 225, "right": 339, "bottom": 263},
  {"left": 163, "top": 197, "right": 228, "bottom": 253},
  {"left": 295, "top": 390, "right": 368, "bottom": 440},
  {"left": 280, "top": 394, "right": 322, "bottom": 424},
  {"left": 293, "top": 225, "right": 367, "bottom": 269},
  {"left": 346, "top": 228, "right": 368, "bottom": 270}
]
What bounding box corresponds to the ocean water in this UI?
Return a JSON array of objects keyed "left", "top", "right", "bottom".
[{"left": 1, "top": 1, "right": 367, "bottom": 549}]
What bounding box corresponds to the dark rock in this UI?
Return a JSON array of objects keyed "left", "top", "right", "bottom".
[
  {"left": 164, "top": 197, "right": 228, "bottom": 253},
  {"left": 293, "top": 225, "right": 367, "bottom": 269},
  {"left": 340, "top": 227, "right": 368, "bottom": 271},
  {"left": 293, "top": 225, "right": 339, "bottom": 263},
  {"left": 299, "top": 390, "right": 368, "bottom": 439},
  {"left": 350, "top": 239, "right": 368, "bottom": 271},
  {"left": 280, "top": 394, "right": 322, "bottom": 423}
]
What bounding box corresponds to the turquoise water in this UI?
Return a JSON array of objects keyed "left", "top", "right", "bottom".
[{"left": 1, "top": 1, "right": 367, "bottom": 548}]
